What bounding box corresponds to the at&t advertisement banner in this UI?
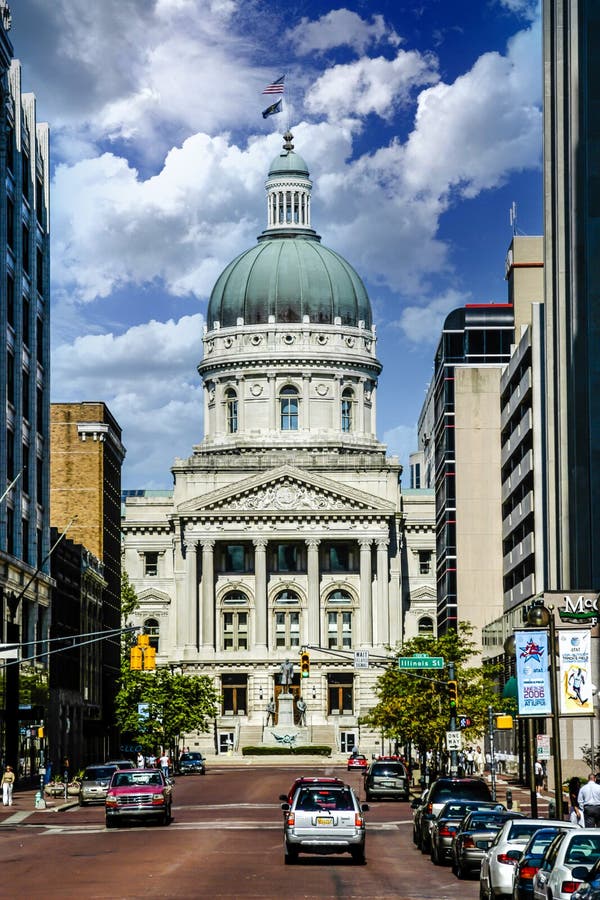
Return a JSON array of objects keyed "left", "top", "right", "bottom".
[
  {"left": 515, "top": 630, "right": 552, "bottom": 716},
  {"left": 559, "top": 629, "right": 592, "bottom": 715}
]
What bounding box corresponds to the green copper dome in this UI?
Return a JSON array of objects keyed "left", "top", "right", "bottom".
[
  {"left": 207, "top": 132, "right": 372, "bottom": 329},
  {"left": 207, "top": 237, "right": 372, "bottom": 328}
]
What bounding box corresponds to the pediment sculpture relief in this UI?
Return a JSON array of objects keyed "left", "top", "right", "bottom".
[{"left": 225, "top": 483, "right": 349, "bottom": 512}]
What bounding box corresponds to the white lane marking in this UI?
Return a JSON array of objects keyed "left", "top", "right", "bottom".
[
  {"left": 29, "top": 820, "right": 405, "bottom": 836},
  {"left": 0, "top": 810, "right": 34, "bottom": 826}
]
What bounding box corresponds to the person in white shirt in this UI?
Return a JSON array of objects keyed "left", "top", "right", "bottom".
[
  {"left": 159, "top": 753, "right": 170, "bottom": 778},
  {"left": 577, "top": 773, "right": 600, "bottom": 827}
]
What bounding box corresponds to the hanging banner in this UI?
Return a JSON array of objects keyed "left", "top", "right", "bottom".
[
  {"left": 515, "top": 630, "right": 552, "bottom": 716},
  {"left": 558, "top": 629, "right": 593, "bottom": 715}
]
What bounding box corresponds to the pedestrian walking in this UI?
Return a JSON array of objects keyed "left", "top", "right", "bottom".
[
  {"left": 534, "top": 759, "right": 545, "bottom": 799},
  {"left": 569, "top": 776, "right": 583, "bottom": 826},
  {"left": 159, "top": 752, "right": 170, "bottom": 778},
  {"left": 578, "top": 773, "right": 600, "bottom": 827},
  {"left": 136, "top": 751, "right": 144, "bottom": 768},
  {"left": 1, "top": 765, "right": 15, "bottom": 806}
]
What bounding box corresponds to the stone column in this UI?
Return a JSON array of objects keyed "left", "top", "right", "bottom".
[
  {"left": 184, "top": 540, "right": 198, "bottom": 651},
  {"left": 359, "top": 538, "right": 373, "bottom": 646},
  {"left": 302, "top": 374, "right": 310, "bottom": 430},
  {"left": 358, "top": 378, "right": 366, "bottom": 434},
  {"left": 376, "top": 539, "right": 390, "bottom": 646},
  {"left": 201, "top": 540, "right": 215, "bottom": 651},
  {"left": 253, "top": 538, "right": 268, "bottom": 651},
  {"left": 269, "top": 375, "right": 277, "bottom": 430},
  {"left": 306, "top": 539, "right": 320, "bottom": 646}
]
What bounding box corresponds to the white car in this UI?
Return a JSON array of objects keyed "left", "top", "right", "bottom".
[
  {"left": 532, "top": 829, "right": 600, "bottom": 900},
  {"left": 480, "top": 818, "right": 574, "bottom": 899}
]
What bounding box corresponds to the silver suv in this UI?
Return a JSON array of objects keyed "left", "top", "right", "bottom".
[
  {"left": 282, "top": 782, "right": 368, "bottom": 864},
  {"left": 79, "top": 764, "right": 118, "bottom": 806},
  {"left": 364, "top": 759, "right": 410, "bottom": 801}
]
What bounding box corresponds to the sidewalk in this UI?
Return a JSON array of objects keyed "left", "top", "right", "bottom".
[{"left": 0, "top": 784, "right": 79, "bottom": 825}]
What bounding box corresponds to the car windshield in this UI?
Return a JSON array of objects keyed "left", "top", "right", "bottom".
[
  {"left": 565, "top": 835, "right": 600, "bottom": 866},
  {"left": 507, "top": 823, "right": 543, "bottom": 842},
  {"left": 466, "top": 813, "right": 507, "bottom": 829},
  {"left": 439, "top": 801, "right": 491, "bottom": 819},
  {"left": 371, "top": 764, "right": 405, "bottom": 777},
  {"left": 431, "top": 782, "right": 491, "bottom": 802},
  {"left": 112, "top": 772, "right": 164, "bottom": 787},
  {"left": 296, "top": 788, "right": 354, "bottom": 811},
  {"left": 527, "top": 832, "right": 560, "bottom": 855},
  {"left": 181, "top": 753, "right": 202, "bottom": 761},
  {"left": 84, "top": 766, "right": 115, "bottom": 780}
]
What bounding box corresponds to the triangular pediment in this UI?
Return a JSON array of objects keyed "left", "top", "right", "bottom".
[
  {"left": 410, "top": 585, "right": 437, "bottom": 603},
  {"left": 176, "top": 464, "right": 396, "bottom": 517}
]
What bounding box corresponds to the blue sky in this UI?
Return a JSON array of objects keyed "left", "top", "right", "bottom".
[{"left": 12, "top": 0, "right": 542, "bottom": 488}]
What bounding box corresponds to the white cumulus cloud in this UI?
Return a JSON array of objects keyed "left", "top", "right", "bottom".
[
  {"left": 392, "top": 289, "right": 471, "bottom": 345},
  {"left": 287, "top": 9, "right": 400, "bottom": 55}
]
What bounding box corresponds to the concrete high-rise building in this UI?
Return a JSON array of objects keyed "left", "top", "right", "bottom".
[
  {"left": 0, "top": 5, "right": 52, "bottom": 771},
  {"left": 50, "top": 403, "right": 126, "bottom": 756},
  {"left": 543, "top": 0, "right": 600, "bottom": 590}
]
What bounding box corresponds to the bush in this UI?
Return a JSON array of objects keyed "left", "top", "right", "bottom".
[{"left": 241, "top": 745, "right": 332, "bottom": 757}]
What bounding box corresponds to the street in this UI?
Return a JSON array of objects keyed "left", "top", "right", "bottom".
[{"left": 0, "top": 764, "right": 481, "bottom": 900}]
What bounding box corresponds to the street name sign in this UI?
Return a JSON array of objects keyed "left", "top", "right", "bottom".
[
  {"left": 398, "top": 654, "right": 444, "bottom": 670},
  {"left": 354, "top": 650, "right": 369, "bottom": 669},
  {"left": 536, "top": 734, "right": 550, "bottom": 760},
  {"left": 446, "top": 731, "right": 463, "bottom": 751}
]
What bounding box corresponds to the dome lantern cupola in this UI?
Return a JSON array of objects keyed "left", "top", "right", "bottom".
[{"left": 264, "top": 131, "right": 313, "bottom": 235}]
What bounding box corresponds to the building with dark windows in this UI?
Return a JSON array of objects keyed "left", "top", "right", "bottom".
[
  {"left": 429, "top": 303, "right": 514, "bottom": 642},
  {"left": 50, "top": 403, "right": 126, "bottom": 759},
  {"left": 543, "top": 0, "right": 600, "bottom": 592},
  {"left": 122, "top": 133, "right": 435, "bottom": 757},
  {"left": 0, "top": 5, "right": 52, "bottom": 772}
]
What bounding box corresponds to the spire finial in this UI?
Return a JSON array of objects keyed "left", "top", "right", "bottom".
[{"left": 283, "top": 131, "right": 294, "bottom": 151}]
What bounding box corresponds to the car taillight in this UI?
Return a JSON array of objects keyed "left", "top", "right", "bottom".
[
  {"left": 426, "top": 802, "right": 433, "bottom": 814},
  {"left": 462, "top": 836, "right": 475, "bottom": 849},
  {"left": 561, "top": 881, "right": 582, "bottom": 894},
  {"left": 497, "top": 853, "right": 518, "bottom": 866},
  {"left": 287, "top": 812, "right": 295, "bottom": 826},
  {"left": 355, "top": 813, "right": 364, "bottom": 827},
  {"left": 439, "top": 825, "right": 455, "bottom": 837},
  {"left": 519, "top": 865, "right": 539, "bottom": 880}
]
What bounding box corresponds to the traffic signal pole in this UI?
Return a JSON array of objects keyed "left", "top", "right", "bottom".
[{"left": 448, "top": 661, "right": 458, "bottom": 775}]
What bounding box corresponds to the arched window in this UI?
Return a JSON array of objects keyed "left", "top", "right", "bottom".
[
  {"left": 418, "top": 616, "right": 434, "bottom": 636},
  {"left": 274, "top": 589, "right": 300, "bottom": 603},
  {"left": 225, "top": 388, "right": 238, "bottom": 434},
  {"left": 221, "top": 591, "right": 249, "bottom": 651},
  {"left": 280, "top": 385, "right": 299, "bottom": 431},
  {"left": 326, "top": 589, "right": 352, "bottom": 603},
  {"left": 144, "top": 617, "right": 160, "bottom": 651},
  {"left": 341, "top": 387, "right": 354, "bottom": 433}
]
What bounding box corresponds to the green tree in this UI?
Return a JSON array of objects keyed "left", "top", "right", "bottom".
[
  {"left": 121, "top": 570, "right": 139, "bottom": 649},
  {"left": 115, "top": 664, "right": 220, "bottom": 755},
  {"left": 362, "top": 625, "right": 499, "bottom": 754}
]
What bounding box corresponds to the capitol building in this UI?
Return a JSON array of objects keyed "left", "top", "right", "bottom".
[{"left": 122, "top": 133, "right": 435, "bottom": 756}]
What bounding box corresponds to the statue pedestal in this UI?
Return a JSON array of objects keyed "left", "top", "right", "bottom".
[{"left": 277, "top": 692, "right": 295, "bottom": 726}]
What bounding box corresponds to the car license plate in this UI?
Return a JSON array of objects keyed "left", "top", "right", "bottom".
[
  {"left": 382, "top": 781, "right": 396, "bottom": 787},
  {"left": 316, "top": 817, "right": 333, "bottom": 825}
]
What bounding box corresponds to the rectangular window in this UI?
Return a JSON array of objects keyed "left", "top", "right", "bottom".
[
  {"left": 6, "top": 127, "right": 13, "bottom": 173},
  {"left": 274, "top": 543, "right": 302, "bottom": 572},
  {"left": 280, "top": 395, "right": 299, "bottom": 430},
  {"left": 6, "top": 507, "right": 14, "bottom": 555},
  {"left": 275, "top": 611, "right": 300, "bottom": 649},
  {"left": 36, "top": 317, "right": 44, "bottom": 364},
  {"left": 322, "top": 542, "right": 356, "bottom": 572},
  {"left": 22, "top": 225, "right": 30, "bottom": 274},
  {"left": 22, "top": 517, "right": 29, "bottom": 566},
  {"left": 36, "top": 386, "right": 43, "bottom": 433},
  {"left": 328, "top": 610, "right": 352, "bottom": 650},
  {"left": 22, "top": 296, "right": 30, "bottom": 346},
  {"left": 223, "top": 611, "right": 248, "bottom": 650},
  {"left": 221, "top": 675, "right": 247, "bottom": 715},
  {"left": 144, "top": 552, "right": 158, "bottom": 576},
  {"left": 22, "top": 443, "right": 30, "bottom": 495},
  {"left": 22, "top": 153, "right": 30, "bottom": 201},
  {"left": 6, "top": 429, "right": 14, "bottom": 480},
  {"left": 37, "top": 528, "right": 43, "bottom": 568},
  {"left": 341, "top": 398, "right": 353, "bottom": 432},
  {"left": 37, "top": 455, "right": 43, "bottom": 497},
  {"left": 36, "top": 177, "right": 44, "bottom": 225},
  {"left": 22, "top": 368, "right": 30, "bottom": 417},
  {"left": 418, "top": 550, "right": 432, "bottom": 575},
  {"left": 222, "top": 544, "right": 249, "bottom": 572},
  {"left": 7, "top": 351, "right": 15, "bottom": 405},
  {"left": 328, "top": 673, "right": 354, "bottom": 715},
  {"left": 7, "top": 274, "right": 14, "bottom": 327},
  {"left": 7, "top": 198, "right": 14, "bottom": 250},
  {"left": 36, "top": 247, "right": 44, "bottom": 295}
]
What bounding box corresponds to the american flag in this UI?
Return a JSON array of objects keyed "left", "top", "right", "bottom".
[{"left": 262, "top": 75, "right": 285, "bottom": 94}]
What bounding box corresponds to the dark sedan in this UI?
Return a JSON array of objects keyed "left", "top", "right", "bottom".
[
  {"left": 513, "top": 826, "right": 573, "bottom": 900},
  {"left": 177, "top": 752, "right": 206, "bottom": 775},
  {"left": 430, "top": 800, "right": 505, "bottom": 866},
  {"left": 452, "top": 809, "right": 525, "bottom": 879}
]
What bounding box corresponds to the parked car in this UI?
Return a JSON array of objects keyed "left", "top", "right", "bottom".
[
  {"left": 364, "top": 758, "right": 410, "bottom": 802},
  {"left": 513, "top": 826, "right": 577, "bottom": 900},
  {"left": 281, "top": 782, "right": 368, "bottom": 864},
  {"left": 79, "top": 764, "right": 119, "bottom": 806},
  {"left": 572, "top": 856, "right": 600, "bottom": 899},
  {"left": 104, "top": 759, "right": 135, "bottom": 770},
  {"left": 347, "top": 754, "right": 369, "bottom": 772},
  {"left": 177, "top": 752, "right": 206, "bottom": 775},
  {"left": 532, "top": 829, "right": 600, "bottom": 900},
  {"left": 480, "top": 818, "right": 570, "bottom": 900},
  {"left": 413, "top": 777, "right": 493, "bottom": 853},
  {"left": 451, "top": 809, "right": 524, "bottom": 879},
  {"left": 105, "top": 768, "right": 173, "bottom": 827},
  {"left": 430, "top": 800, "right": 505, "bottom": 866},
  {"left": 279, "top": 776, "right": 345, "bottom": 806}
]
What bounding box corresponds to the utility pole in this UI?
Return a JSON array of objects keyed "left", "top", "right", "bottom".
[{"left": 448, "top": 661, "right": 458, "bottom": 775}]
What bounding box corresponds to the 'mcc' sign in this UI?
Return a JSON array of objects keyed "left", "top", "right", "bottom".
[{"left": 556, "top": 592, "right": 600, "bottom": 625}]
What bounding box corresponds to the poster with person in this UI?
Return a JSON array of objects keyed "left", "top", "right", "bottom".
[{"left": 559, "top": 629, "right": 593, "bottom": 715}]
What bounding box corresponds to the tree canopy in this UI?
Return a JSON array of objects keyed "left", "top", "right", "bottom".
[{"left": 362, "top": 625, "right": 499, "bottom": 752}]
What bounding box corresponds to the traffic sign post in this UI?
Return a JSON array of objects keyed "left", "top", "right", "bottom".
[
  {"left": 446, "top": 731, "right": 463, "bottom": 751},
  {"left": 397, "top": 654, "right": 444, "bottom": 670}
]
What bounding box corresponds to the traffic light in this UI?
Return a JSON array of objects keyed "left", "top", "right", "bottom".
[
  {"left": 448, "top": 680, "right": 458, "bottom": 710},
  {"left": 143, "top": 645, "right": 156, "bottom": 670},
  {"left": 300, "top": 651, "right": 310, "bottom": 678},
  {"left": 130, "top": 645, "right": 143, "bottom": 670}
]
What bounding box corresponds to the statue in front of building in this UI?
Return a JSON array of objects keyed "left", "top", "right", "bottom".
[{"left": 279, "top": 658, "right": 294, "bottom": 691}]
